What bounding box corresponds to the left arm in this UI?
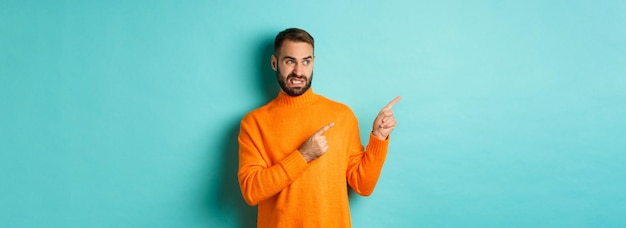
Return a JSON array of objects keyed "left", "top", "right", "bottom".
[{"left": 346, "top": 96, "right": 401, "bottom": 195}]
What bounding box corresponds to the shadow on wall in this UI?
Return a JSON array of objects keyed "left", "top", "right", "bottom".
[
  {"left": 213, "top": 36, "right": 276, "bottom": 228},
  {"left": 257, "top": 37, "right": 279, "bottom": 99},
  {"left": 214, "top": 125, "right": 256, "bottom": 228}
]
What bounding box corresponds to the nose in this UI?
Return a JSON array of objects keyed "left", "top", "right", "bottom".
[{"left": 292, "top": 62, "right": 303, "bottom": 75}]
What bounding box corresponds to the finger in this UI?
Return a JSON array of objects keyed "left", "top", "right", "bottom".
[
  {"left": 376, "top": 111, "right": 393, "bottom": 124},
  {"left": 380, "top": 120, "right": 396, "bottom": 129},
  {"left": 379, "top": 118, "right": 396, "bottom": 128},
  {"left": 378, "top": 110, "right": 393, "bottom": 118},
  {"left": 381, "top": 96, "right": 401, "bottom": 112},
  {"left": 314, "top": 122, "right": 335, "bottom": 136}
]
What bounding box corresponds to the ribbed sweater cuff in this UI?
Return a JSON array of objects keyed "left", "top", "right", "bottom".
[
  {"left": 367, "top": 133, "right": 390, "bottom": 156},
  {"left": 279, "top": 150, "right": 308, "bottom": 179}
]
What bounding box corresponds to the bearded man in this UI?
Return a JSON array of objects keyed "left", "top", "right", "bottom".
[{"left": 238, "top": 28, "right": 400, "bottom": 228}]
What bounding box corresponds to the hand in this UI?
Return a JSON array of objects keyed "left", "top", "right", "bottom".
[
  {"left": 372, "top": 96, "right": 401, "bottom": 140},
  {"left": 299, "top": 122, "right": 335, "bottom": 163}
]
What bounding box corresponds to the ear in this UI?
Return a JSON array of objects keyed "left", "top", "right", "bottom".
[{"left": 271, "top": 55, "right": 277, "bottom": 71}]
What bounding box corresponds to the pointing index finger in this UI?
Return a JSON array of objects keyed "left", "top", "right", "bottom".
[
  {"left": 314, "top": 122, "right": 335, "bottom": 136},
  {"left": 381, "top": 96, "right": 401, "bottom": 112}
]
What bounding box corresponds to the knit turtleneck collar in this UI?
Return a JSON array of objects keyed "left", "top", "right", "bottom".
[{"left": 274, "top": 88, "right": 318, "bottom": 107}]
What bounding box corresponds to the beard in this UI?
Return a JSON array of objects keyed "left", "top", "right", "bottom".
[{"left": 276, "top": 68, "right": 313, "bottom": 97}]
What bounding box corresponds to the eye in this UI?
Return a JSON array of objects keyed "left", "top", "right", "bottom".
[
  {"left": 303, "top": 60, "right": 310, "bottom": 65},
  {"left": 286, "top": 60, "right": 295, "bottom": 65}
]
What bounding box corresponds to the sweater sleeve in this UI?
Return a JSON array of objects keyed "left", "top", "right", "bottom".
[
  {"left": 346, "top": 116, "right": 390, "bottom": 196},
  {"left": 237, "top": 117, "right": 309, "bottom": 206}
]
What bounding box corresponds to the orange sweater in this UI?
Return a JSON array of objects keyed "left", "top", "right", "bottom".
[{"left": 238, "top": 89, "right": 389, "bottom": 227}]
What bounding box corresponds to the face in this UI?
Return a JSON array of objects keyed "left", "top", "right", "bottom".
[{"left": 271, "top": 40, "right": 315, "bottom": 96}]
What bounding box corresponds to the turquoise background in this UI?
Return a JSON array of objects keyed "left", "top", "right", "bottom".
[{"left": 2, "top": 0, "right": 625, "bottom": 227}]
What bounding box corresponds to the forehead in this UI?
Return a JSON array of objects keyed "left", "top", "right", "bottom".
[{"left": 278, "top": 40, "right": 314, "bottom": 59}]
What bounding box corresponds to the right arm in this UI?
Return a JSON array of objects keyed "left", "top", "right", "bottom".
[
  {"left": 237, "top": 118, "right": 308, "bottom": 206},
  {"left": 237, "top": 118, "right": 335, "bottom": 206}
]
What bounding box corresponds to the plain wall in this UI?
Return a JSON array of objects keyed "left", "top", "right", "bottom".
[{"left": 2, "top": 0, "right": 625, "bottom": 227}]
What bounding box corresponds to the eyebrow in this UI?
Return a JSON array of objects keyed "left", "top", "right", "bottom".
[{"left": 283, "top": 55, "right": 313, "bottom": 60}]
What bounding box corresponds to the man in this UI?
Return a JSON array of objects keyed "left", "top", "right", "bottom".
[{"left": 238, "top": 28, "right": 400, "bottom": 227}]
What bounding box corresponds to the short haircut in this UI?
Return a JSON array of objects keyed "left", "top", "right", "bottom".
[{"left": 274, "top": 28, "right": 315, "bottom": 56}]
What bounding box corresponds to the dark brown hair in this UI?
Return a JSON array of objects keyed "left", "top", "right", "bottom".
[{"left": 274, "top": 28, "right": 315, "bottom": 56}]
